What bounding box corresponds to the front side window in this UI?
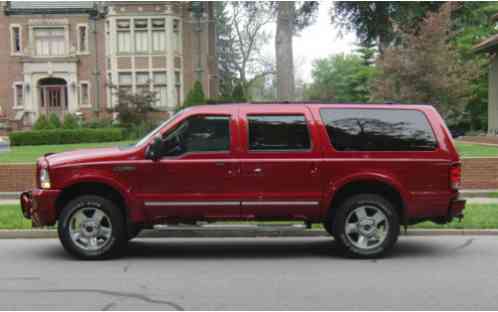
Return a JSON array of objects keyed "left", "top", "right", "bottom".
[
  {"left": 160, "top": 115, "right": 230, "bottom": 157},
  {"left": 320, "top": 108, "right": 438, "bottom": 151},
  {"left": 77, "top": 24, "right": 88, "bottom": 53},
  {"left": 247, "top": 115, "right": 311, "bottom": 151},
  {"left": 117, "top": 19, "right": 131, "bottom": 53},
  {"left": 79, "top": 82, "right": 90, "bottom": 107},
  {"left": 34, "top": 27, "right": 65, "bottom": 56},
  {"left": 11, "top": 25, "right": 21, "bottom": 54},
  {"left": 14, "top": 83, "right": 24, "bottom": 108}
]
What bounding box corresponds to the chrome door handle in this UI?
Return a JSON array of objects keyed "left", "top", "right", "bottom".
[{"left": 253, "top": 168, "right": 262, "bottom": 173}]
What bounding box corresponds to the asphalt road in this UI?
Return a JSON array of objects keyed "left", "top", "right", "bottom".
[{"left": 0, "top": 236, "right": 497, "bottom": 310}]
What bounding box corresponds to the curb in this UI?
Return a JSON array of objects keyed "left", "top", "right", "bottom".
[{"left": 0, "top": 228, "right": 497, "bottom": 239}]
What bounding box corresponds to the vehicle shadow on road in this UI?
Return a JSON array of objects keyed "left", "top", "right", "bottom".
[
  {"left": 120, "top": 237, "right": 446, "bottom": 260},
  {"left": 37, "top": 237, "right": 455, "bottom": 261}
]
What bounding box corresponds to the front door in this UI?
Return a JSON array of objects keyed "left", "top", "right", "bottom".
[
  {"left": 140, "top": 110, "right": 241, "bottom": 221},
  {"left": 238, "top": 106, "right": 323, "bottom": 220},
  {"left": 40, "top": 85, "right": 67, "bottom": 116}
]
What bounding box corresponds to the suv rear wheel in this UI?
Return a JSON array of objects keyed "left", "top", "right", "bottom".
[
  {"left": 331, "top": 194, "right": 399, "bottom": 258},
  {"left": 58, "top": 195, "right": 127, "bottom": 260}
]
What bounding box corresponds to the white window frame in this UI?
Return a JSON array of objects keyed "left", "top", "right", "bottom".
[
  {"left": 79, "top": 81, "right": 91, "bottom": 108},
  {"left": 153, "top": 71, "right": 167, "bottom": 108},
  {"left": 77, "top": 24, "right": 89, "bottom": 54},
  {"left": 13, "top": 82, "right": 24, "bottom": 109},
  {"left": 10, "top": 24, "right": 22, "bottom": 55},
  {"left": 32, "top": 26, "right": 67, "bottom": 57}
]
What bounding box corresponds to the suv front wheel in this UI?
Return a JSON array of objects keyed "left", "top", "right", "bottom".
[
  {"left": 58, "top": 195, "right": 127, "bottom": 260},
  {"left": 331, "top": 194, "right": 400, "bottom": 258}
]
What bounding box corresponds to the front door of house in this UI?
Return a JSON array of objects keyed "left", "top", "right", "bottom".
[{"left": 40, "top": 85, "right": 67, "bottom": 117}]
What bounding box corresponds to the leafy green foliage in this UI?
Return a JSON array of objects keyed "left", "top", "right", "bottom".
[
  {"left": 183, "top": 81, "right": 206, "bottom": 108},
  {"left": 371, "top": 4, "right": 480, "bottom": 123},
  {"left": 109, "top": 84, "right": 158, "bottom": 128},
  {"left": 33, "top": 115, "right": 50, "bottom": 130},
  {"left": 304, "top": 50, "right": 377, "bottom": 103},
  {"left": 9, "top": 128, "right": 124, "bottom": 146},
  {"left": 231, "top": 83, "right": 246, "bottom": 102},
  {"left": 62, "top": 114, "right": 79, "bottom": 129},
  {"left": 331, "top": 2, "right": 442, "bottom": 53},
  {"left": 48, "top": 113, "right": 62, "bottom": 129}
]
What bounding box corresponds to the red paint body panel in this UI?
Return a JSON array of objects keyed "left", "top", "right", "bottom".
[{"left": 22, "top": 103, "right": 464, "bottom": 227}]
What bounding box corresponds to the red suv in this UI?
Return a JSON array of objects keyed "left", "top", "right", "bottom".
[{"left": 20, "top": 103, "right": 465, "bottom": 259}]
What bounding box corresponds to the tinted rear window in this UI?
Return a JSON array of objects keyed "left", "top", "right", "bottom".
[
  {"left": 319, "top": 108, "right": 437, "bottom": 151},
  {"left": 248, "top": 115, "right": 311, "bottom": 151}
]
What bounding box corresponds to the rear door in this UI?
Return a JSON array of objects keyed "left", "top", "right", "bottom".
[{"left": 238, "top": 105, "right": 322, "bottom": 220}]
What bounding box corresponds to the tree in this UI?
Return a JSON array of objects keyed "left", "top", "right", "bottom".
[
  {"left": 231, "top": 83, "right": 246, "bottom": 102},
  {"left": 109, "top": 84, "right": 157, "bottom": 127},
  {"left": 304, "top": 50, "right": 376, "bottom": 103},
  {"left": 275, "top": 2, "right": 318, "bottom": 100},
  {"left": 451, "top": 2, "right": 498, "bottom": 131},
  {"left": 331, "top": 2, "right": 442, "bottom": 54},
  {"left": 229, "top": 2, "right": 273, "bottom": 93},
  {"left": 215, "top": 2, "right": 241, "bottom": 98},
  {"left": 371, "top": 4, "right": 480, "bottom": 123},
  {"left": 183, "top": 81, "right": 206, "bottom": 108}
]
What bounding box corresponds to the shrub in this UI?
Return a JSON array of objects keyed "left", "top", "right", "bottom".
[
  {"left": 62, "top": 114, "right": 79, "bottom": 129},
  {"left": 48, "top": 113, "right": 62, "bottom": 129},
  {"left": 9, "top": 128, "right": 124, "bottom": 146},
  {"left": 33, "top": 115, "right": 50, "bottom": 130},
  {"left": 183, "top": 80, "right": 205, "bottom": 108},
  {"left": 231, "top": 83, "right": 246, "bottom": 102},
  {"left": 123, "top": 121, "right": 159, "bottom": 140},
  {"left": 82, "top": 117, "right": 114, "bottom": 129}
]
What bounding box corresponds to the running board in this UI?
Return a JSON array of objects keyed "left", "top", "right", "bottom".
[{"left": 153, "top": 222, "right": 311, "bottom": 231}]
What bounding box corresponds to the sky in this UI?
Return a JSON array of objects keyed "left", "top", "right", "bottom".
[{"left": 261, "top": 1, "right": 359, "bottom": 83}]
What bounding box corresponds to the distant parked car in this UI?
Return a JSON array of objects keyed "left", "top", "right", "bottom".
[
  {"left": 0, "top": 137, "right": 9, "bottom": 153},
  {"left": 20, "top": 103, "right": 465, "bottom": 259}
]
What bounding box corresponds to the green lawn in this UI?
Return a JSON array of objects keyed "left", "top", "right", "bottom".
[
  {"left": 455, "top": 142, "right": 498, "bottom": 158},
  {"left": 0, "top": 141, "right": 135, "bottom": 164},
  {"left": 0, "top": 203, "right": 496, "bottom": 230},
  {"left": 0, "top": 140, "right": 494, "bottom": 164}
]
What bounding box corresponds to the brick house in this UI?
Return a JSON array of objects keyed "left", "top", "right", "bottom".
[{"left": 0, "top": 1, "right": 217, "bottom": 131}]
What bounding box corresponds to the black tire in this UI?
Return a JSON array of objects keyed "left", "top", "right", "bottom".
[
  {"left": 127, "top": 224, "right": 143, "bottom": 241},
  {"left": 58, "top": 195, "right": 127, "bottom": 260},
  {"left": 323, "top": 220, "right": 334, "bottom": 236},
  {"left": 331, "top": 194, "right": 400, "bottom": 258}
]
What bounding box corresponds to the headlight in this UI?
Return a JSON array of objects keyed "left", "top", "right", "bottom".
[{"left": 40, "top": 168, "right": 51, "bottom": 189}]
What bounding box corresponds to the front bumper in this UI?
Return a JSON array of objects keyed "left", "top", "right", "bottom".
[{"left": 20, "top": 189, "right": 60, "bottom": 227}]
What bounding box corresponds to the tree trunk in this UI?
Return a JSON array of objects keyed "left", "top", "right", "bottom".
[{"left": 276, "top": 2, "right": 295, "bottom": 101}]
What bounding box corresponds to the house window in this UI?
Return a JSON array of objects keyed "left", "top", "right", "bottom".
[
  {"left": 152, "top": 18, "right": 166, "bottom": 52},
  {"left": 173, "top": 19, "right": 180, "bottom": 52},
  {"left": 153, "top": 72, "right": 167, "bottom": 107},
  {"left": 117, "top": 19, "right": 131, "bottom": 53},
  {"left": 34, "top": 27, "right": 66, "bottom": 56},
  {"left": 135, "top": 72, "right": 149, "bottom": 94},
  {"left": 10, "top": 25, "right": 22, "bottom": 54},
  {"left": 118, "top": 72, "right": 132, "bottom": 93},
  {"left": 134, "top": 19, "right": 148, "bottom": 53},
  {"left": 13, "top": 83, "right": 24, "bottom": 108},
  {"left": 77, "top": 24, "right": 88, "bottom": 53},
  {"left": 79, "top": 82, "right": 90, "bottom": 107},
  {"left": 175, "top": 71, "right": 181, "bottom": 107}
]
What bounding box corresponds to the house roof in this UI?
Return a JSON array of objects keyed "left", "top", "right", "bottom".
[
  {"left": 474, "top": 33, "right": 498, "bottom": 53},
  {"left": 5, "top": 1, "right": 98, "bottom": 15}
]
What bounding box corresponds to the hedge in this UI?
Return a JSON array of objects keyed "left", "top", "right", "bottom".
[{"left": 9, "top": 128, "right": 124, "bottom": 146}]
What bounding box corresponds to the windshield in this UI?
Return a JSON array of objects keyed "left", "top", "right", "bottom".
[{"left": 134, "top": 109, "right": 188, "bottom": 147}]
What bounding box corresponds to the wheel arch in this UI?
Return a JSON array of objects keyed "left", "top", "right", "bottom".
[
  {"left": 55, "top": 180, "right": 130, "bottom": 221},
  {"left": 326, "top": 176, "right": 408, "bottom": 226}
]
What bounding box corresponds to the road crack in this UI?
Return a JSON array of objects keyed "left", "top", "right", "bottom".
[
  {"left": 452, "top": 238, "right": 474, "bottom": 251},
  {"left": 0, "top": 289, "right": 184, "bottom": 311}
]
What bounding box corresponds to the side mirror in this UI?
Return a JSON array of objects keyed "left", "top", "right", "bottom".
[{"left": 146, "top": 136, "right": 162, "bottom": 161}]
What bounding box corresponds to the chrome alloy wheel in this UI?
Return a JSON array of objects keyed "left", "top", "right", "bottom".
[
  {"left": 344, "top": 205, "right": 389, "bottom": 250},
  {"left": 68, "top": 207, "right": 113, "bottom": 251}
]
